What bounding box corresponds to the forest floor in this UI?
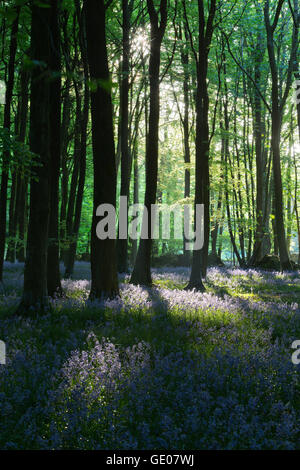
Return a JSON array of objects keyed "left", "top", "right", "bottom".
[{"left": 0, "top": 262, "right": 300, "bottom": 449}]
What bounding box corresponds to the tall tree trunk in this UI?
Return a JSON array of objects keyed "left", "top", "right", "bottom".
[
  {"left": 84, "top": 0, "right": 119, "bottom": 299},
  {"left": 186, "top": 0, "right": 216, "bottom": 290},
  {"left": 181, "top": 24, "right": 191, "bottom": 264},
  {"left": 249, "top": 33, "right": 268, "bottom": 265},
  {"left": 130, "top": 94, "right": 142, "bottom": 266},
  {"left": 222, "top": 80, "right": 245, "bottom": 267},
  {"left": 6, "top": 90, "right": 20, "bottom": 263},
  {"left": 264, "top": 0, "right": 296, "bottom": 270},
  {"left": 233, "top": 98, "right": 246, "bottom": 264},
  {"left": 0, "top": 6, "right": 20, "bottom": 281},
  {"left": 117, "top": 0, "right": 132, "bottom": 273},
  {"left": 6, "top": 170, "right": 17, "bottom": 262},
  {"left": 16, "top": 66, "right": 29, "bottom": 262},
  {"left": 64, "top": 2, "right": 89, "bottom": 278},
  {"left": 59, "top": 76, "right": 72, "bottom": 257},
  {"left": 293, "top": 141, "right": 300, "bottom": 264},
  {"left": 130, "top": 0, "right": 167, "bottom": 286},
  {"left": 131, "top": 143, "right": 139, "bottom": 265},
  {"left": 17, "top": 3, "right": 52, "bottom": 313},
  {"left": 64, "top": 88, "right": 88, "bottom": 277},
  {"left": 63, "top": 89, "right": 81, "bottom": 264},
  {"left": 47, "top": 0, "right": 62, "bottom": 297}
]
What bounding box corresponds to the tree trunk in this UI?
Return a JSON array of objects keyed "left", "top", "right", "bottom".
[
  {"left": 264, "top": 0, "right": 294, "bottom": 270},
  {"left": 59, "top": 76, "right": 72, "bottom": 258},
  {"left": 249, "top": 36, "right": 268, "bottom": 264},
  {"left": 64, "top": 3, "right": 89, "bottom": 278},
  {"left": 181, "top": 26, "right": 191, "bottom": 265},
  {"left": 64, "top": 88, "right": 88, "bottom": 278},
  {"left": 6, "top": 170, "right": 17, "bottom": 262},
  {"left": 186, "top": 0, "right": 216, "bottom": 290},
  {"left": 0, "top": 6, "right": 20, "bottom": 281},
  {"left": 211, "top": 189, "right": 222, "bottom": 256},
  {"left": 16, "top": 66, "right": 29, "bottom": 262},
  {"left": 84, "top": 0, "right": 119, "bottom": 299},
  {"left": 63, "top": 89, "right": 81, "bottom": 265},
  {"left": 47, "top": 0, "right": 62, "bottom": 297},
  {"left": 17, "top": 3, "right": 52, "bottom": 314},
  {"left": 130, "top": 0, "right": 167, "bottom": 286},
  {"left": 117, "top": 0, "right": 132, "bottom": 273}
]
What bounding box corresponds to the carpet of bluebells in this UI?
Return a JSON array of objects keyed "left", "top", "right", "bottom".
[{"left": 0, "top": 261, "right": 300, "bottom": 450}]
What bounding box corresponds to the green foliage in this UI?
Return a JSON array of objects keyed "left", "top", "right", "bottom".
[{"left": 0, "top": 128, "right": 38, "bottom": 178}]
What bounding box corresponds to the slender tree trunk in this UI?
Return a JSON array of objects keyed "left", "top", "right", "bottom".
[
  {"left": 6, "top": 170, "right": 17, "bottom": 262},
  {"left": 222, "top": 85, "right": 245, "bottom": 267},
  {"left": 59, "top": 77, "right": 71, "bottom": 257},
  {"left": 0, "top": 6, "right": 20, "bottom": 281},
  {"left": 6, "top": 92, "right": 20, "bottom": 263},
  {"left": 17, "top": 3, "right": 52, "bottom": 313},
  {"left": 117, "top": 0, "right": 132, "bottom": 273},
  {"left": 47, "top": 0, "right": 62, "bottom": 297},
  {"left": 264, "top": 0, "right": 294, "bottom": 270},
  {"left": 186, "top": 0, "right": 216, "bottom": 290},
  {"left": 16, "top": 66, "right": 29, "bottom": 262},
  {"left": 211, "top": 189, "right": 222, "bottom": 256},
  {"left": 249, "top": 36, "right": 267, "bottom": 264},
  {"left": 130, "top": 0, "right": 167, "bottom": 286},
  {"left": 233, "top": 99, "right": 246, "bottom": 264},
  {"left": 64, "top": 88, "right": 88, "bottom": 277},
  {"left": 218, "top": 203, "right": 225, "bottom": 259},
  {"left": 84, "top": 0, "right": 119, "bottom": 299},
  {"left": 293, "top": 144, "right": 300, "bottom": 264},
  {"left": 64, "top": 5, "right": 89, "bottom": 278},
  {"left": 16, "top": 177, "right": 28, "bottom": 262},
  {"left": 131, "top": 144, "right": 139, "bottom": 264},
  {"left": 130, "top": 97, "right": 141, "bottom": 266},
  {"left": 181, "top": 26, "right": 191, "bottom": 264},
  {"left": 63, "top": 89, "right": 81, "bottom": 265}
]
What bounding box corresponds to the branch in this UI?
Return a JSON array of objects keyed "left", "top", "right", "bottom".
[
  {"left": 182, "top": 0, "right": 198, "bottom": 66},
  {"left": 147, "top": 0, "right": 159, "bottom": 27},
  {"left": 105, "top": 0, "right": 114, "bottom": 10},
  {"left": 280, "top": 13, "right": 299, "bottom": 111},
  {"left": 272, "top": 0, "right": 285, "bottom": 32},
  {"left": 205, "top": 0, "right": 217, "bottom": 47},
  {"left": 288, "top": 0, "right": 298, "bottom": 27},
  {"left": 160, "top": 0, "right": 177, "bottom": 82},
  {"left": 221, "top": 30, "right": 271, "bottom": 114},
  {"left": 159, "top": 0, "right": 168, "bottom": 33}
]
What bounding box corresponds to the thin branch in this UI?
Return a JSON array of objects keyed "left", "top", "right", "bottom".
[
  {"left": 288, "top": 0, "right": 298, "bottom": 28},
  {"left": 221, "top": 30, "right": 271, "bottom": 114},
  {"left": 272, "top": 0, "right": 285, "bottom": 32},
  {"left": 105, "top": 0, "right": 114, "bottom": 10},
  {"left": 182, "top": 0, "right": 198, "bottom": 66}
]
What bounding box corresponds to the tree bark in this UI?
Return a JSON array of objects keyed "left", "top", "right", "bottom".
[
  {"left": 47, "top": 0, "right": 62, "bottom": 297},
  {"left": 64, "top": 1, "right": 89, "bottom": 278},
  {"left": 249, "top": 33, "right": 268, "bottom": 264},
  {"left": 17, "top": 3, "right": 52, "bottom": 313},
  {"left": 84, "top": 0, "right": 119, "bottom": 299},
  {"left": 117, "top": 0, "right": 132, "bottom": 273},
  {"left": 16, "top": 66, "right": 29, "bottom": 262},
  {"left": 63, "top": 90, "right": 81, "bottom": 264},
  {"left": 0, "top": 6, "right": 20, "bottom": 281},
  {"left": 186, "top": 0, "right": 216, "bottom": 290},
  {"left": 181, "top": 24, "right": 191, "bottom": 264},
  {"left": 59, "top": 77, "right": 72, "bottom": 258},
  {"left": 130, "top": 0, "right": 167, "bottom": 286},
  {"left": 264, "top": 0, "right": 296, "bottom": 270}
]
